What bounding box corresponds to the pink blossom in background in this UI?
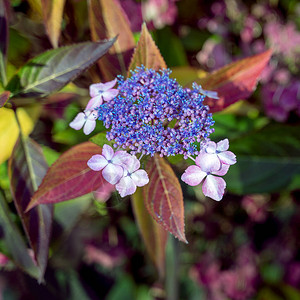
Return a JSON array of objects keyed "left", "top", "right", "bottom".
[
  {"left": 220, "top": 247, "right": 258, "bottom": 300},
  {"left": 196, "top": 39, "right": 230, "bottom": 70},
  {"left": 142, "top": 0, "right": 178, "bottom": 29},
  {"left": 190, "top": 254, "right": 225, "bottom": 300},
  {"left": 191, "top": 248, "right": 258, "bottom": 300},
  {"left": 261, "top": 81, "right": 300, "bottom": 122},
  {"left": 264, "top": 21, "right": 300, "bottom": 60},
  {"left": 241, "top": 16, "right": 257, "bottom": 43},
  {"left": 85, "top": 245, "right": 123, "bottom": 269},
  {"left": 241, "top": 194, "right": 268, "bottom": 222},
  {"left": 0, "top": 253, "right": 9, "bottom": 266}
]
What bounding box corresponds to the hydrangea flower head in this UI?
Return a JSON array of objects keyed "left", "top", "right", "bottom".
[{"left": 97, "top": 67, "right": 215, "bottom": 159}]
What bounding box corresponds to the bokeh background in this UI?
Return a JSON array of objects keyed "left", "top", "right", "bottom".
[{"left": 0, "top": 0, "right": 300, "bottom": 299}]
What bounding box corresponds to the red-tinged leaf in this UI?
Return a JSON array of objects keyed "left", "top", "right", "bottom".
[
  {"left": 131, "top": 188, "right": 168, "bottom": 279},
  {"left": 0, "top": 191, "right": 40, "bottom": 279},
  {"left": 26, "top": 142, "right": 107, "bottom": 210},
  {"left": 0, "top": 0, "right": 9, "bottom": 86},
  {"left": 196, "top": 50, "right": 272, "bottom": 112},
  {"left": 41, "top": 0, "right": 66, "bottom": 48},
  {"left": 8, "top": 137, "right": 53, "bottom": 282},
  {"left": 88, "top": 0, "right": 135, "bottom": 80},
  {"left": 0, "top": 91, "right": 10, "bottom": 107},
  {"left": 143, "top": 155, "right": 187, "bottom": 243},
  {"left": 128, "top": 23, "right": 167, "bottom": 73}
]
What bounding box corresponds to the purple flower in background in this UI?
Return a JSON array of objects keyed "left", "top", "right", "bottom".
[
  {"left": 285, "top": 262, "right": 300, "bottom": 288},
  {"left": 265, "top": 21, "right": 300, "bottom": 60},
  {"left": 220, "top": 247, "right": 258, "bottom": 300},
  {"left": 69, "top": 110, "right": 98, "bottom": 135},
  {"left": 191, "top": 247, "right": 258, "bottom": 300},
  {"left": 119, "top": 0, "right": 143, "bottom": 32},
  {"left": 86, "top": 78, "right": 119, "bottom": 111},
  {"left": 87, "top": 144, "right": 132, "bottom": 185},
  {"left": 115, "top": 155, "right": 149, "bottom": 197},
  {"left": 262, "top": 81, "right": 300, "bottom": 122},
  {"left": 197, "top": 39, "right": 230, "bottom": 70}
]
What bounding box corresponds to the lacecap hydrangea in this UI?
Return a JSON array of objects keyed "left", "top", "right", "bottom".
[{"left": 70, "top": 66, "right": 236, "bottom": 200}]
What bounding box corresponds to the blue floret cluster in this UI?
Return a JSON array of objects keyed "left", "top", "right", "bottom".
[{"left": 96, "top": 67, "right": 215, "bottom": 158}]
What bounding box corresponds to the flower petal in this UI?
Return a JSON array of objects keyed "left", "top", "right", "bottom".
[
  {"left": 216, "top": 139, "right": 229, "bottom": 151},
  {"left": 69, "top": 112, "right": 85, "bottom": 130},
  {"left": 89, "top": 83, "right": 102, "bottom": 97},
  {"left": 83, "top": 119, "right": 96, "bottom": 135},
  {"left": 87, "top": 154, "right": 108, "bottom": 171},
  {"left": 131, "top": 169, "right": 149, "bottom": 187},
  {"left": 115, "top": 176, "right": 137, "bottom": 197},
  {"left": 200, "top": 88, "right": 219, "bottom": 99},
  {"left": 212, "top": 164, "right": 230, "bottom": 176},
  {"left": 204, "top": 141, "right": 217, "bottom": 154},
  {"left": 89, "top": 78, "right": 118, "bottom": 97},
  {"left": 102, "top": 89, "right": 119, "bottom": 102},
  {"left": 181, "top": 165, "right": 207, "bottom": 186},
  {"left": 85, "top": 95, "right": 103, "bottom": 111},
  {"left": 102, "top": 144, "right": 114, "bottom": 161},
  {"left": 202, "top": 175, "right": 226, "bottom": 201},
  {"left": 218, "top": 151, "right": 236, "bottom": 165},
  {"left": 102, "top": 163, "right": 124, "bottom": 185},
  {"left": 125, "top": 155, "right": 140, "bottom": 173},
  {"left": 196, "top": 152, "right": 221, "bottom": 172},
  {"left": 112, "top": 151, "right": 133, "bottom": 168},
  {"left": 101, "top": 78, "right": 118, "bottom": 91}
]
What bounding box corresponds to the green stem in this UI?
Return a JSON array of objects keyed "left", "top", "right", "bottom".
[{"left": 166, "top": 236, "right": 179, "bottom": 300}]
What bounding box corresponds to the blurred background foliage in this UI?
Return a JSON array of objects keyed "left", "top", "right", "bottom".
[{"left": 0, "top": 0, "right": 300, "bottom": 299}]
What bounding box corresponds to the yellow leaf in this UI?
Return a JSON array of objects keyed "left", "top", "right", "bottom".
[{"left": 0, "top": 108, "right": 34, "bottom": 164}]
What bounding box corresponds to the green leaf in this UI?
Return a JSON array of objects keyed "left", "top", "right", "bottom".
[
  {"left": 154, "top": 27, "right": 188, "bottom": 67},
  {"left": 90, "top": 132, "right": 114, "bottom": 148},
  {"left": 8, "top": 137, "right": 53, "bottom": 282},
  {"left": 226, "top": 123, "right": 300, "bottom": 194},
  {"left": 0, "top": 191, "right": 40, "bottom": 279},
  {"left": 0, "top": 0, "right": 9, "bottom": 86},
  {"left": 6, "top": 39, "right": 116, "bottom": 98}
]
